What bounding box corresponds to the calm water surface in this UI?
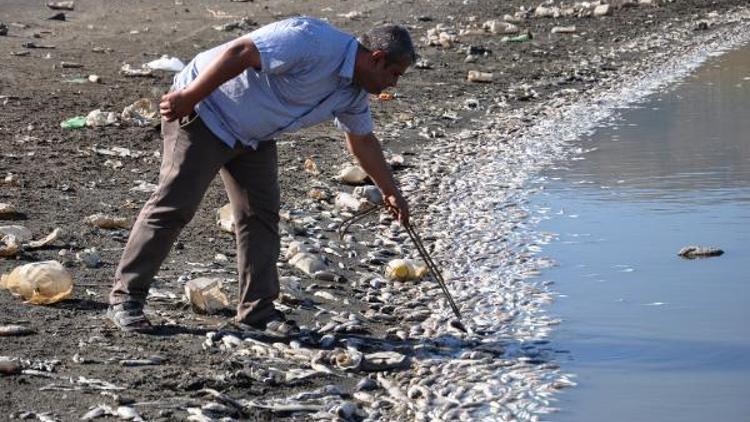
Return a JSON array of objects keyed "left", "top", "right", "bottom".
[{"left": 534, "top": 44, "right": 750, "bottom": 421}]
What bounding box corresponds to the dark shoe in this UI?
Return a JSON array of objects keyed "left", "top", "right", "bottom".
[
  {"left": 234, "top": 310, "right": 300, "bottom": 338},
  {"left": 107, "top": 301, "right": 153, "bottom": 333}
]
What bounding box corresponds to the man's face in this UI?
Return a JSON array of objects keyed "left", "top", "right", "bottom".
[{"left": 360, "top": 51, "right": 410, "bottom": 95}]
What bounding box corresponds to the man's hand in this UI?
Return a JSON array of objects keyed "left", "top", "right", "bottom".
[
  {"left": 385, "top": 192, "right": 409, "bottom": 225},
  {"left": 160, "top": 90, "right": 196, "bottom": 122},
  {"left": 159, "top": 37, "right": 261, "bottom": 122}
]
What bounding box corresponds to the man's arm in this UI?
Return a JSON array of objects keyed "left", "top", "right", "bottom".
[
  {"left": 160, "top": 37, "right": 261, "bottom": 121},
  {"left": 345, "top": 132, "right": 409, "bottom": 224}
]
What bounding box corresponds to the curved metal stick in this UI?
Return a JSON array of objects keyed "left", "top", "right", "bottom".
[
  {"left": 338, "top": 205, "right": 465, "bottom": 330},
  {"left": 404, "top": 221, "right": 463, "bottom": 325},
  {"left": 337, "top": 205, "right": 381, "bottom": 241}
]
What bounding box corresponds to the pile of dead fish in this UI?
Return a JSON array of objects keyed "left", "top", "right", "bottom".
[{"left": 339, "top": 8, "right": 750, "bottom": 422}]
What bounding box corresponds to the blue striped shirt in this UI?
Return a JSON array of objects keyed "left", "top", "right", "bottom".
[{"left": 173, "top": 17, "right": 374, "bottom": 149}]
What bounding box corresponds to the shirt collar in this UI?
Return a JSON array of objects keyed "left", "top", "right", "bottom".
[{"left": 338, "top": 38, "right": 358, "bottom": 82}]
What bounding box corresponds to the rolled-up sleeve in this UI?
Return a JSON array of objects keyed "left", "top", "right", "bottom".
[
  {"left": 334, "top": 91, "right": 374, "bottom": 135},
  {"left": 249, "top": 20, "right": 316, "bottom": 75}
]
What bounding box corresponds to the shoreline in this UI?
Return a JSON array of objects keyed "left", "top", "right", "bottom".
[
  {"left": 376, "top": 6, "right": 750, "bottom": 420},
  {"left": 1, "top": 1, "right": 749, "bottom": 420}
]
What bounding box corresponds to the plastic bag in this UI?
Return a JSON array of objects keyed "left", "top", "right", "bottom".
[
  {"left": 144, "top": 55, "right": 185, "bottom": 72},
  {"left": 0, "top": 260, "right": 73, "bottom": 304},
  {"left": 60, "top": 116, "right": 86, "bottom": 129},
  {"left": 184, "top": 278, "right": 230, "bottom": 314}
]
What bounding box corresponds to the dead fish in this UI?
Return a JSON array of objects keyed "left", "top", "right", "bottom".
[
  {"left": 0, "top": 324, "right": 35, "bottom": 336},
  {"left": 119, "top": 356, "right": 164, "bottom": 367},
  {"left": 678, "top": 246, "right": 724, "bottom": 259},
  {"left": 81, "top": 404, "right": 116, "bottom": 420}
]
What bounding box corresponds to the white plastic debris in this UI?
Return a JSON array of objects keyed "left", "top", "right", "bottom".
[
  {"left": 121, "top": 98, "right": 159, "bottom": 126},
  {"left": 184, "top": 278, "right": 230, "bottom": 314},
  {"left": 144, "top": 55, "right": 185, "bottom": 72},
  {"left": 334, "top": 192, "right": 366, "bottom": 212},
  {"left": 0, "top": 260, "right": 73, "bottom": 305},
  {"left": 120, "top": 63, "right": 153, "bottom": 77},
  {"left": 216, "top": 203, "right": 235, "bottom": 233},
  {"left": 85, "top": 109, "right": 117, "bottom": 127}
]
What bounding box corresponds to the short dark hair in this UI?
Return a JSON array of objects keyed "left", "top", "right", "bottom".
[{"left": 359, "top": 25, "right": 417, "bottom": 65}]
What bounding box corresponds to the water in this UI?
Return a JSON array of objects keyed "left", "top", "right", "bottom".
[{"left": 534, "top": 44, "right": 750, "bottom": 421}]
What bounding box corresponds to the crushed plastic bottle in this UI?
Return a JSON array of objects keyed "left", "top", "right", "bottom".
[
  {"left": 184, "top": 278, "right": 230, "bottom": 314},
  {"left": 385, "top": 259, "right": 428, "bottom": 282},
  {"left": 0, "top": 260, "right": 73, "bottom": 304},
  {"left": 60, "top": 116, "right": 86, "bottom": 129}
]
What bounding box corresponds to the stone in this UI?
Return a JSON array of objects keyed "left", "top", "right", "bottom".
[
  {"left": 0, "top": 357, "right": 22, "bottom": 375},
  {"left": 0, "top": 225, "right": 33, "bottom": 243},
  {"left": 353, "top": 185, "right": 383, "bottom": 204},
  {"left": 76, "top": 247, "right": 102, "bottom": 268},
  {"left": 593, "top": 4, "right": 611, "bottom": 16},
  {"left": 356, "top": 376, "right": 378, "bottom": 391},
  {"left": 289, "top": 252, "right": 327, "bottom": 275},
  {"left": 216, "top": 203, "right": 235, "bottom": 233},
  {"left": 0, "top": 203, "right": 18, "bottom": 219},
  {"left": 336, "top": 165, "right": 369, "bottom": 185}
]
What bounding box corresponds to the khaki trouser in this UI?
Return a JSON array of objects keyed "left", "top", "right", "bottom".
[{"left": 109, "top": 114, "right": 280, "bottom": 325}]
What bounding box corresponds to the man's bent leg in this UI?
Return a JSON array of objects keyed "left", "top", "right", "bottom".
[
  {"left": 110, "top": 117, "right": 234, "bottom": 305},
  {"left": 220, "top": 141, "right": 281, "bottom": 325}
]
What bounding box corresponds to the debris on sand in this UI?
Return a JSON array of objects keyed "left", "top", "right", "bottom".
[
  {"left": 83, "top": 213, "right": 130, "bottom": 229},
  {"left": 1, "top": 260, "right": 73, "bottom": 304},
  {"left": 184, "top": 278, "right": 231, "bottom": 314},
  {"left": 0, "top": 325, "right": 36, "bottom": 336},
  {"left": 47, "top": 1, "right": 75, "bottom": 11}
]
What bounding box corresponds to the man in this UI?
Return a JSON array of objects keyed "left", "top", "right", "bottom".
[{"left": 107, "top": 17, "right": 415, "bottom": 334}]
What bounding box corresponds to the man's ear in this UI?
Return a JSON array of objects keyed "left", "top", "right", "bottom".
[{"left": 371, "top": 49, "right": 387, "bottom": 63}]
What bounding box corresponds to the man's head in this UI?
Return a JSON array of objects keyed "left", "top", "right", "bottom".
[{"left": 354, "top": 25, "right": 416, "bottom": 95}]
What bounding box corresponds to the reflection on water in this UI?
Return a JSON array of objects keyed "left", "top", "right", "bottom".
[
  {"left": 551, "top": 41, "right": 750, "bottom": 204},
  {"left": 536, "top": 43, "right": 750, "bottom": 422}
]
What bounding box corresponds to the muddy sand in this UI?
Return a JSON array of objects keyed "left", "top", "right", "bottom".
[{"left": 1, "top": 0, "right": 748, "bottom": 420}]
